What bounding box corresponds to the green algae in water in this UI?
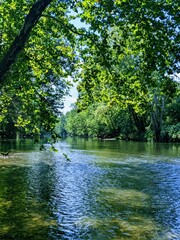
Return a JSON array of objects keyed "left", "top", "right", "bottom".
[{"left": 76, "top": 215, "right": 159, "bottom": 240}]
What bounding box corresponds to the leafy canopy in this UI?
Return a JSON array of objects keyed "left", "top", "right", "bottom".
[
  {"left": 0, "top": 0, "right": 179, "bottom": 140},
  {"left": 75, "top": 0, "right": 179, "bottom": 114},
  {"left": 0, "top": 0, "right": 79, "bottom": 137}
]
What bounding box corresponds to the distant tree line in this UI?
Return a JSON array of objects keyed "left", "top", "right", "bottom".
[{"left": 57, "top": 94, "right": 180, "bottom": 142}]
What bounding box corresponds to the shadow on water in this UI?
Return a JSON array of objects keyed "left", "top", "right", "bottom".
[
  {"left": 0, "top": 140, "right": 58, "bottom": 240},
  {"left": 0, "top": 138, "right": 179, "bottom": 239},
  {"left": 0, "top": 165, "right": 58, "bottom": 239}
]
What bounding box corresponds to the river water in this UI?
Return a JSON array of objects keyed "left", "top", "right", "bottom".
[{"left": 0, "top": 138, "right": 180, "bottom": 240}]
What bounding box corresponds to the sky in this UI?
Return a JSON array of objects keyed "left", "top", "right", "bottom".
[
  {"left": 63, "top": 82, "right": 78, "bottom": 113},
  {"left": 62, "top": 14, "right": 87, "bottom": 113}
]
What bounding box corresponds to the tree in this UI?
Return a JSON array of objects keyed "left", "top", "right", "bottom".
[
  {"left": 0, "top": 0, "right": 78, "bottom": 139},
  {"left": 0, "top": 0, "right": 52, "bottom": 82},
  {"left": 62, "top": 103, "right": 136, "bottom": 139},
  {"left": 75, "top": 0, "right": 179, "bottom": 141},
  {"left": 0, "top": 0, "right": 179, "bottom": 142}
]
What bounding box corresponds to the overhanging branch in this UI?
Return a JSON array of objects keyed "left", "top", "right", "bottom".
[
  {"left": 42, "top": 14, "right": 87, "bottom": 36},
  {"left": 0, "top": 0, "right": 52, "bottom": 85}
]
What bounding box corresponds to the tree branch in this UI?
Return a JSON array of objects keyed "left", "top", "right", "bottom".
[
  {"left": 0, "top": 0, "right": 52, "bottom": 85},
  {"left": 42, "top": 14, "right": 87, "bottom": 36}
]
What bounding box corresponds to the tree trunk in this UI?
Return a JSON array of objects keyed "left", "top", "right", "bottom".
[
  {"left": 151, "top": 95, "right": 165, "bottom": 142},
  {"left": 129, "top": 106, "right": 145, "bottom": 139},
  {"left": 0, "top": 0, "right": 52, "bottom": 85}
]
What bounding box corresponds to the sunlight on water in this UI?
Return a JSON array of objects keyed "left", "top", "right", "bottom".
[{"left": 0, "top": 139, "right": 180, "bottom": 239}]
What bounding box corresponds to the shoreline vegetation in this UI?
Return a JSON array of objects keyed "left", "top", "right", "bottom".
[
  {"left": 56, "top": 102, "right": 180, "bottom": 143},
  {"left": 0, "top": 1, "right": 179, "bottom": 144}
]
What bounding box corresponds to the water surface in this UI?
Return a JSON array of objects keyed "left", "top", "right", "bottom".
[{"left": 0, "top": 138, "right": 180, "bottom": 239}]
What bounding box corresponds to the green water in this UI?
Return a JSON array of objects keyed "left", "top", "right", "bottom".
[{"left": 0, "top": 138, "right": 180, "bottom": 240}]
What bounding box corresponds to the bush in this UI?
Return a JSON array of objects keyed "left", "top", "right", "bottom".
[{"left": 161, "top": 123, "right": 180, "bottom": 142}]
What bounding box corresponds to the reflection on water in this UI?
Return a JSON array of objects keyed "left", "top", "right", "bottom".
[{"left": 0, "top": 138, "right": 180, "bottom": 239}]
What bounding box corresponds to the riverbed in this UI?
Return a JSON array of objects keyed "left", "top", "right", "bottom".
[{"left": 0, "top": 138, "right": 180, "bottom": 239}]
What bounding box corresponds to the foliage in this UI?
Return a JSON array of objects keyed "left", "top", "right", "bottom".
[
  {"left": 64, "top": 109, "right": 88, "bottom": 137},
  {"left": 55, "top": 114, "right": 67, "bottom": 137},
  {"left": 161, "top": 124, "right": 180, "bottom": 142},
  {"left": 61, "top": 95, "right": 180, "bottom": 141},
  {"left": 74, "top": 0, "right": 180, "bottom": 141},
  {"left": 160, "top": 96, "right": 180, "bottom": 142},
  {"left": 0, "top": 0, "right": 179, "bottom": 142},
  {"left": 61, "top": 104, "right": 137, "bottom": 140},
  {"left": 0, "top": 0, "right": 78, "bottom": 139}
]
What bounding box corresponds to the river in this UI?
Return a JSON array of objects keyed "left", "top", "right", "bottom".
[{"left": 0, "top": 138, "right": 180, "bottom": 240}]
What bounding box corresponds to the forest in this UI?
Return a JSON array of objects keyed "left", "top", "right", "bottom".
[{"left": 0, "top": 0, "right": 179, "bottom": 142}]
